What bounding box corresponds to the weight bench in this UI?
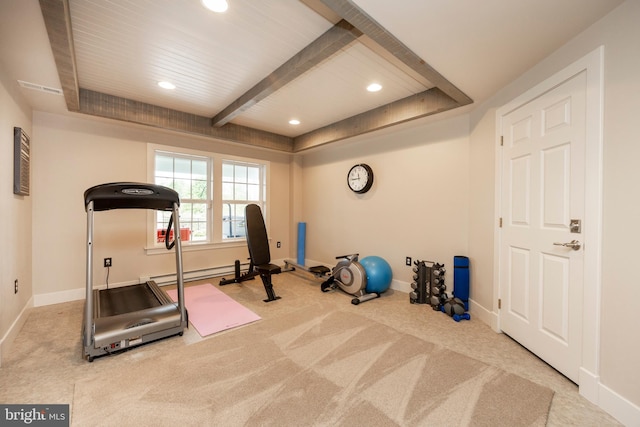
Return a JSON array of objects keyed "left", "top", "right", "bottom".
[{"left": 244, "top": 204, "right": 281, "bottom": 302}]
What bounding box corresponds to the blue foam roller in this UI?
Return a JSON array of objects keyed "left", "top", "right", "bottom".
[{"left": 297, "top": 222, "right": 306, "bottom": 266}]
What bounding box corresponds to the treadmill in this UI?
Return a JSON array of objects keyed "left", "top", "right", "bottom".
[{"left": 82, "top": 182, "right": 188, "bottom": 362}]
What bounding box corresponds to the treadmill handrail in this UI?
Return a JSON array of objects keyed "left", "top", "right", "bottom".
[{"left": 84, "top": 182, "right": 179, "bottom": 212}]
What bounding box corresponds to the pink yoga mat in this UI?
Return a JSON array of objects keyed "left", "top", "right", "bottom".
[{"left": 166, "top": 284, "right": 260, "bottom": 337}]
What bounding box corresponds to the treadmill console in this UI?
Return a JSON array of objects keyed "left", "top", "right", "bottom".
[{"left": 84, "top": 182, "right": 179, "bottom": 212}]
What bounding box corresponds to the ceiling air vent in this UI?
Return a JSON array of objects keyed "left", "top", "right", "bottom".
[{"left": 18, "top": 80, "right": 63, "bottom": 95}]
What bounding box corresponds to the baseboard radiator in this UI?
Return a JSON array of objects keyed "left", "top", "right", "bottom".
[{"left": 143, "top": 262, "right": 251, "bottom": 286}]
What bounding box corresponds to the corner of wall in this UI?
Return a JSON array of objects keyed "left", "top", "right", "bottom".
[
  {"left": 468, "top": 299, "right": 499, "bottom": 332},
  {"left": 0, "top": 297, "right": 33, "bottom": 367}
]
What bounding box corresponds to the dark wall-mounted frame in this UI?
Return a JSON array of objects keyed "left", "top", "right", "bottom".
[{"left": 14, "top": 127, "right": 30, "bottom": 196}]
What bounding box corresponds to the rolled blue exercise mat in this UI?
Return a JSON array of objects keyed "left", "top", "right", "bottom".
[{"left": 297, "top": 222, "right": 306, "bottom": 266}]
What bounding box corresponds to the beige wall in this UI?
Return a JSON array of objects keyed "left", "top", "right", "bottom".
[
  {"left": 31, "top": 112, "right": 292, "bottom": 299},
  {"left": 297, "top": 1, "right": 640, "bottom": 419},
  {"left": 0, "top": 66, "right": 33, "bottom": 352},
  {"left": 299, "top": 114, "right": 470, "bottom": 288},
  {"left": 466, "top": 109, "right": 497, "bottom": 312},
  {"left": 468, "top": 0, "right": 640, "bottom": 418}
]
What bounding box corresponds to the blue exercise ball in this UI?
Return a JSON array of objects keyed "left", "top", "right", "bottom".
[{"left": 360, "top": 256, "right": 393, "bottom": 294}]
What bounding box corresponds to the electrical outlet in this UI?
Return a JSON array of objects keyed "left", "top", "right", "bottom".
[
  {"left": 104, "top": 257, "right": 112, "bottom": 268},
  {"left": 276, "top": 241, "right": 281, "bottom": 248},
  {"left": 405, "top": 256, "right": 412, "bottom": 266},
  {"left": 14, "top": 279, "right": 18, "bottom": 294}
]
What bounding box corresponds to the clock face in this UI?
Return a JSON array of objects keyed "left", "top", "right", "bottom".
[{"left": 347, "top": 164, "right": 374, "bottom": 194}]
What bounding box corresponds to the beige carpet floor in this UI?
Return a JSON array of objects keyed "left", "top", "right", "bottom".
[{"left": 0, "top": 273, "right": 621, "bottom": 426}]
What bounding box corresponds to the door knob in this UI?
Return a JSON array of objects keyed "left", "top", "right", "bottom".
[{"left": 553, "top": 240, "right": 581, "bottom": 250}]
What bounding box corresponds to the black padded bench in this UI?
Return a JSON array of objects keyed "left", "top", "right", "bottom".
[{"left": 245, "top": 204, "right": 281, "bottom": 302}]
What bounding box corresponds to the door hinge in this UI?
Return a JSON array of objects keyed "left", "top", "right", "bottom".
[
  {"left": 499, "top": 217, "right": 503, "bottom": 228},
  {"left": 500, "top": 135, "right": 504, "bottom": 146},
  {"left": 498, "top": 299, "right": 502, "bottom": 309}
]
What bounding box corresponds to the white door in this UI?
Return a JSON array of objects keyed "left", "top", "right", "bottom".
[{"left": 499, "top": 71, "right": 586, "bottom": 383}]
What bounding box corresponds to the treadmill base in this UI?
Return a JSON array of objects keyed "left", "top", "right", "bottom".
[
  {"left": 83, "top": 281, "right": 188, "bottom": 362},
  {"left": 83, "top": 322, "right": 185, "bottom": 362}
]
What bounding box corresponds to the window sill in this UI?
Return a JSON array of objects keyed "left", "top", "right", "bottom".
[{"left": 145, "top": 239, "right": 247, "bottom": 255}]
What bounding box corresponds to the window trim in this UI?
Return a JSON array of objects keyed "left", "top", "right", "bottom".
[{"left": 145, "top": 143, "right": 270, "bottom": 255}]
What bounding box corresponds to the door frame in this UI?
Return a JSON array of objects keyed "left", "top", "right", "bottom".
[{"left": 493, "top": 46, "right": 604, "bottom": 402}]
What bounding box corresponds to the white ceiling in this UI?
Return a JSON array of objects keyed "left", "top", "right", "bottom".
[{"left": 0, "top": 0, "right": 624, "bottom": 150}]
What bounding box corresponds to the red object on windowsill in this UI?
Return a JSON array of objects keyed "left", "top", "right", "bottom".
[{"left": 157, "top": 228, "right": 191, "bottom": 243}]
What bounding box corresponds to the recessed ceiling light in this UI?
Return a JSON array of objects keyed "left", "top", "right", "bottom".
[
  {"left": 202, "top": 0, "right": 228, "bottom": 13},
  {"left": 289, "top": 119, "right": 300, "bottom": 125},
  {"left": 367, "top": 83, "right": 382, "bottom": 92},
  {"left": 158, "top": 81, "right": 176, "bottom": 90}
]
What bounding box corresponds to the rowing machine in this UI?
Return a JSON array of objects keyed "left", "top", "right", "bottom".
[{"left": 320, "top": 254, "right": 380, "bottom": 305}]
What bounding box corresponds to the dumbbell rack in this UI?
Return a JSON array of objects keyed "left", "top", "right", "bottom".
[
  {"left": 409, "top": 260, "right": 429, "bottom": 304},
  {"left": 409, "top": 260, "right": 447, "bottom": 310}
]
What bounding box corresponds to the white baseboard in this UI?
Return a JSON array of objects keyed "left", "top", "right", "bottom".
[
  {"left": 32, "top": 278, "right": 141, "bottom": 307},
  {"left": 468, "top": 299, "right": 499, "bottom": 331},
  {"left": 598, "top": 381, "right": 640, "bottom": 427},
  {"left": 32, "top": 265, "right": 241, "bottom": 309},
  {"left": 0, "top": 297, "right": 33, "bottom": 367},
  {"left": 390, "top": 279, "right": 410, "bottom": 293},
  {"left": 33, "top": 287, "right": 86, "bottom": 307},
  {"left": 579, "top": 367, "right": 600, "bottom": 404}
]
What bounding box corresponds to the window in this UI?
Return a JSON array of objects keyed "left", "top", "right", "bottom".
[
  {"left": 148, "top": 145, "right": 268, "bottom": 250},
  {"left": 154, "top": 151, "right": 211, "bottom": 243},
  {"left": 221, "top": 161, "right": 265, "bottom": 239}
]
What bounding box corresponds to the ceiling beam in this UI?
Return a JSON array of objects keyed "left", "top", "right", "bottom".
[
  {"left": 317, "top": 0, "right": 473, "bottom": 106},
  {"left": 39, "top": 0, "right": 80, "bottom": 111},
  {"left": 38, "top": 0, "right": 293, "bottom": 152},
  {"left": 294, "top": 87, "right": 458, "bottom": 152},
  {"left": 80, "top": 89, "right": 294, "bottom": 152},
  {"left": 39, "top": 0, "right": 471, "bottom": 154},
  {"left": 211, "top": 19, "right": 362, "bottom": 127}
]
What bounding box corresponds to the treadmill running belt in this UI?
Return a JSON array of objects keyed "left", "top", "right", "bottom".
[{"left": 99, "top": 284, "right": 162, "bottom": 317}]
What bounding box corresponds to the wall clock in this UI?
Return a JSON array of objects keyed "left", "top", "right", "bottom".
[{"left": 347, "top": 163, "right": 374, "bottom": 194}]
